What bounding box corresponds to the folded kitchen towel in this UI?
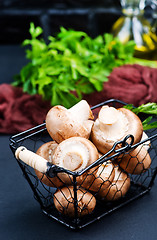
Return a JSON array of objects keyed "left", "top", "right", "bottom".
[
  {"left": 83, "top": 64, "right": 157, "bottom": 107},
  {"left": 0, "top": 83, "right": 51, "bottom": 134}
]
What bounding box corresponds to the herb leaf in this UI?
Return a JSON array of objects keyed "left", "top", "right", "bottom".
[
  {"left": 124, "top": 103, "right": 157, "bottom": 130},
  {"left": 142, "top": 116, "right": 157, "bottom": 130},
  {"left": 13, "top": 23, "right": 157, "bottom": 108}
]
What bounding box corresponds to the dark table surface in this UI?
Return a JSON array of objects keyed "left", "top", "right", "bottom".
[{"left": 0, "top": 45, "right": 157, "bottom": 240}]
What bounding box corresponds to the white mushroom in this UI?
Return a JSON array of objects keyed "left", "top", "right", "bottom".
[
  {"left": 91, "top": 105, "right": 143, "bottom": 154},
  {"left": 141, "top": 131, "right": 151, "bottom": 151},
  {"left": 51, "top": 137, "right": 99, "bottom": 186},
  {"left": 34, "top": 141, "right": 69, "bottom": 188},
  {"left": 46, "top": 100, "right": 94, "bottom": 143}
]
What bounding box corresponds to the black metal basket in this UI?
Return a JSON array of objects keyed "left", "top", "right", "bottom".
[{"left": 9, "top": 99, "right": 157, "bottom": 229}]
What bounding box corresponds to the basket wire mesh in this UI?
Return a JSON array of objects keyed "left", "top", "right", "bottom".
[{"left": 9, "top": 99, "right": 157, "bottom": 229}]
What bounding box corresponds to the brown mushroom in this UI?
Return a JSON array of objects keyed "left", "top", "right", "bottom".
[
  {"left": 53, "top": 186, "right": 96, "bottom": 217},
  {"left": 117, "top": 144, "right": 151, "bottom": 175},
  {"left": 91, "top": 105, "right": 143, "bottom": 154},
  {"left": 46, "top": 100, "right": 94, "bottom": 143},
  {"left": 35, "top": 141, "right": 69, "bottom": 188},
  {"left": 51, "top": 137, "right": 99, "bottom": 187},
  {"left": 86, "top": 161, "right": 115, "bottom": 193},
  {"left": 36, "top": 141, "right": 58, "bottom": 163},
  {"left": 98, "top": 165, "right": 131, "bottom": 201},
  {"left": 141, "top": 131, "right": 151, "bottom": 151}
]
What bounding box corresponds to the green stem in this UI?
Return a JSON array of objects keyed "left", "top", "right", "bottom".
[{"left": 129, "top": 57, "right": 157, "bottom": 68}]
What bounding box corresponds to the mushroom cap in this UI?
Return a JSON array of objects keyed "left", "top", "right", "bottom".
[
  {"left": 52, "top": 137, "right": 99, "bottom": 171},
  {"left": 36, "top": 141, "right": 58, "bottom": 163},
  {"left": 117, "top": 144, "right": 152, "bottom": 175},
  {"left": 52, "top": 137, "right": 99, "bottom": 186},
  {"left": 35, "top": 141, "right": 69, "bottom": 188},
  {"left": 53, "top": 186, "right": 96, "bottom": 218},
  {"left": 91, "top": 106, "right": 143, "bottom": 155},
  {"left": 98, "top": 165, "right": 131, "bottom": 201},
  {"left": 46, "top": 100, "right": 94, "bottom": 143},
  {"left": 86, "top": 161, "right": 115, "bottom": 193},
  {"left": 118, "top": 107, "right": 143, "bottom": 143}
]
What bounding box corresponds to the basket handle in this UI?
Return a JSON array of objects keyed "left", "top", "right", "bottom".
[{"left": 15, "top": 146, "right": 49, "bottom": 173}]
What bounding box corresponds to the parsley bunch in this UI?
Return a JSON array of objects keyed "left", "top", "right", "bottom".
[{"left": 13, "top": 23, "right": 156, "bottom": 108}]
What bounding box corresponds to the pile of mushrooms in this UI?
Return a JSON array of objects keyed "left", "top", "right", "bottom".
[{"left": 34, "top": 100, "right": 152, "bottom": 218}]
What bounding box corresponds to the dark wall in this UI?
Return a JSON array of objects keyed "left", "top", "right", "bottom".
[
  {"left": 0, "top": 0, "right": 155, "bottom": 44},
  {"left": 0, "top": 0, "right": 122, "bottom": 44},
  {"left": 0, "top": 0, "right": 121, "bottom": 8}
]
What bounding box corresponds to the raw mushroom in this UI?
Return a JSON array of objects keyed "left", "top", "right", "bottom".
[
  {"left": 117, "top": 144, "right": 151, "bottom": 175},
  {"left": 141, "top": 131, "right": 151, "bottom": 151},
  {"left": 91, "top": 105, "right": 143, "bottom": 154},
  {"left": 86, "top": 161, "right": 115, "bottom": 193},
  {"left": 53, "top": 186, "right": 96, "bottom": 217},
  {"left": 36, "top": 141, "right": 58, "bottom": 164},
  {"left": 98, "top": 165, "right": 131, "bottom": 201},
  {"left": 35, "top": 141, "right": 71, "bottom": 188},
  {"left": 46, "top": 100, "right": 94, "bottom": 143},
  {"left": 83, "top": 120, "right": 94, "bottom": 136},
  {"left": 51, "top": 137, "right": 99, "bottom": 187}
]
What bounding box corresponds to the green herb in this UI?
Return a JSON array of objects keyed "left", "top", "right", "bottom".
[
  {"left": 124, "top": 103, "right": 157, "bottom": 130},
  {"left": 128, "top": 58, "right": 157, "bottom": 69},
  {"left": 13, "top": 23, "right": 157, "bottom": 108}
]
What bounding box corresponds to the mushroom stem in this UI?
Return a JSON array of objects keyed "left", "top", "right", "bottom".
[
  {"left": 141, "top": 132, "right": 151, "bottom": 150},
  {"left": 63, "top": 152, "right": 83, "bottom": 171},
  {"left": 46, "top": 100, "right": 94, "bottom": 143},
  {"left": 98, "top": 106, "right": 129, "bottom": 141},
  {"left": 68, "top": 100, "right": 94, "bottom": 123}
]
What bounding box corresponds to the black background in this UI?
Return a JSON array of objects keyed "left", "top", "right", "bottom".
[
  {"left": 0, "top": 1, "right": 157, "bottom": 239},
  {"left": 0, "top": 0, "right": 155, "bottom": 44}
]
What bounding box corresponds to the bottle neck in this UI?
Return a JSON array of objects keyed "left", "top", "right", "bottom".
[
  {"left": 122, "top": 8, "right": 144, "bottom": 17},
  {"left": 121, "top": 0, "right": 145, "bottom": 16}
]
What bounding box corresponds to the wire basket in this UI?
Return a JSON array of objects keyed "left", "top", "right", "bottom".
[{"left": 9, "top": 99, "right": 157, "bottom": 229}]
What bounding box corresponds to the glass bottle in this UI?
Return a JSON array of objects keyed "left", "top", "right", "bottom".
[{"left": 111, "top": 0, "right": 157, "bottom": 60}]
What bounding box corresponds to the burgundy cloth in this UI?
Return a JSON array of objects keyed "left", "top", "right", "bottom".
[
  {"left": 84, "top": 64, "right": 157, "bottom": 107},
  {"left": 0, "top": 84, "right": 51, "bottom": 134},
  {"left": 0, "top": 64, "right": 157, "bottom": 134}
]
